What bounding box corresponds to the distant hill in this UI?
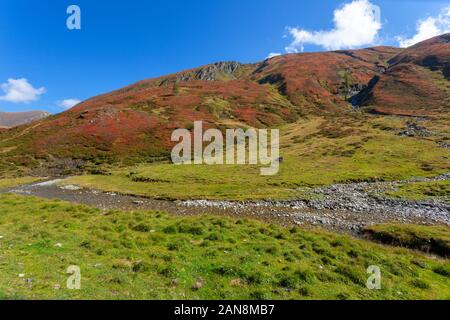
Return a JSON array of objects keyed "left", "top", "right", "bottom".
[{"left": 0, "top": 111, "right": 50, "bottom": 128}]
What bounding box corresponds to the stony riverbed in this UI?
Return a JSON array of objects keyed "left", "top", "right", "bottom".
[{"left": 4, "top": 174, "right": 449, "bottom": 234}]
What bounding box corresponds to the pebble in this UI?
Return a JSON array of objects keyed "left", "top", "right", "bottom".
[{"left": 192, "top": 279, "right": 204, "bottom": 290}]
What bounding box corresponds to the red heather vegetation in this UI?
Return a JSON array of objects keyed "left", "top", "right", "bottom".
[
  {"left": 360, "top": 34, "right": 450, "bottom": 115},
  {"left": 252, "top": 46, "right": 401, "bottom": 110}
]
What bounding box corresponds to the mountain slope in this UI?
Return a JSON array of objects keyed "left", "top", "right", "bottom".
[
  {"left": 354, "top": 34, "right": 450, "bottom": 115},
  {"left": 0, "top": 35, "right": 448, "bottom": 174},
  {"left": 252, "top": 46, "right": 400, "bottom": 111}
]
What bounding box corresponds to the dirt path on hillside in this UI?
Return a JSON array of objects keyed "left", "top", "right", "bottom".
[{"left": 3, "top": 175, "right": 449, "bottom": 234}]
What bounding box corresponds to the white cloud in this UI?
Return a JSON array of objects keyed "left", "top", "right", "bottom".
[
  {"left": 396, "top": 6, "right": 450, "bottom": 48},
  {"left": 57, "top": 98, "right": 81, "bottom": 109},
  {"left": 0, "top": 78, "right": 46, "bottom": 103},
  {"left": 285, "top": 0, "right": 382, "bottom": 52},
  {"left": 266, "top": 52, "right": 282, "bottom": 59}
]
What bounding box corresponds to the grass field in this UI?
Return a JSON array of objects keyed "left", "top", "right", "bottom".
[
  {"left": 0, "top": 194, "right": 448, "bottom": 300},
  {"left": 363, "top": 224, "right": 450, "bottom": 257}
]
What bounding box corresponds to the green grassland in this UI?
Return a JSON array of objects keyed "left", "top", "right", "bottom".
[
  {"left": 0, "top": 177, "right": 44, "bottom": 190},
  {"left": 0, "top": 194, "right": 448, "bottom": 300},
  {"left": 64, "top": 115, "right": 450, "bottom": 201}
]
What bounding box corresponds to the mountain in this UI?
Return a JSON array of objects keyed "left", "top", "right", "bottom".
[
  {"left": 352, "top": 34, "right": 450, "bottom": 115},
  {"left": 0, "top": 111, "right": 50, "bottom": 128},
  {"left": 0, "top": 34, "right": 448, "bottom": 173}
]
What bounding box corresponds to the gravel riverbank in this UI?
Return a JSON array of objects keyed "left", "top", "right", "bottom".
[{"left": 4, "top": 174, "right": 449, "bottom": 234}]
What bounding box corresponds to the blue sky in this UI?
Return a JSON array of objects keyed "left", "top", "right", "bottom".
[{"left": 0, "top": 0, "right": 449, "bottom": 113}]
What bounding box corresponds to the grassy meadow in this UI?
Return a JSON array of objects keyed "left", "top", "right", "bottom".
[{"left": 64, "top": 115, "right": 450, "bottom": 201}]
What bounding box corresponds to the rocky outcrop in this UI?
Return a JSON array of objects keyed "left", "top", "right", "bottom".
[
  {"left": 399, "top": 122, "right": 434, "bottom": 137},
  {"left": 176, "top": 61, "right": 244, "bottom": 82},
  {"left": 349, "top": 76, "right": 380, "bottom": 107}
]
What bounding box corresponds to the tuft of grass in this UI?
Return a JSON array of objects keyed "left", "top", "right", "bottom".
[
  {"left": 0, "top": 177, "right": 44, "bottom": 190},
  {"left": 0, "top": 194, "right": 448, "bottom": 300}
]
